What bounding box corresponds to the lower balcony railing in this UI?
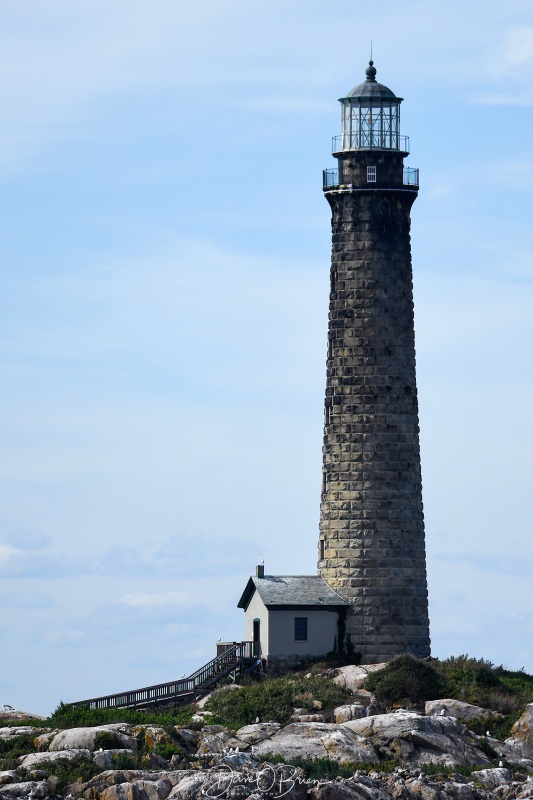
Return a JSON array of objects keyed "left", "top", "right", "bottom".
[{"left": 323, "top": 167, "right": 419, "bottom": 190}]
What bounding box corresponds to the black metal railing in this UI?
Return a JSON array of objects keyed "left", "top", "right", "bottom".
[
  {"left": 70, "top": 641, "right": 258, "bottom": 710},
  {"left": 323, "top": 169, "right": 339, "bottom": 189},
  {"left": 332, "top": 134, "right": 410, "bottom": 154},
  {"left": 403, "top": 167, "right": 419, "bottom": 186},
  {"left": 322, "top": 167, "right": 419, "bottom": 190}
]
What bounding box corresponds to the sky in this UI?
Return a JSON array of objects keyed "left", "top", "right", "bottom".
[{"left": 1, "top": 0, "right": 532, "bottom": 716}]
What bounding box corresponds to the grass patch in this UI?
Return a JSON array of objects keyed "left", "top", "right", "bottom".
[
  {"left": 49, "top": 701, "right": 194, "bottom": 730},
  {"left": 204, "top": 675, "right": 352, "bottom": 728}
]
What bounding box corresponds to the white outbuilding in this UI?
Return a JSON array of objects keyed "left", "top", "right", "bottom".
[{"left": 237, "top": 566, "right": 349, "bottom": 663}]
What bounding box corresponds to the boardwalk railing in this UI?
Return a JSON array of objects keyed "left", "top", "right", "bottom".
[{"left": 71, "top": 641, "right": 259, "bottom": 710}]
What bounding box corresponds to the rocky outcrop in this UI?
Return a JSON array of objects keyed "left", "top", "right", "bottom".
[
  {"left": 3, "top": 702, "right": 533, "bottom": 800},
  {"left": 425, "top": 700, "right": 502, "bottom": 725},
  {"left": 507, "top": 704, "right": 533, "bottom": 759},
  {"left": 236, "top": 723, "right": 281, "bottom": 745},
  {"left": 0, "top": 780, "right": 51, "bottom": 798},
  {"left": 333, "top": 704, "right": 366, "bottom": 724},
  {"left": 196, "top": 725, "right": 247, "bottom": 755},
  {"left": 472, "top": 767, "right": 513, "bottom": 789},
  {"left": 19, "top": 749, "right": 92, "bottom": 770},
  {"left": 342, "top": 711, "right": 492, "bottom": 767},
  {"left": 333, "top": 665, "right": 386, "bottom": 694},
  {"left": 5, "top": 764, "right": 533, "bottom": 800},
  {"left": 250, "top": 722, "right": 378, "bottom": 764},
  {"left": 0, "top": 729, "right": 41, "bottom": 741},
  {"left": 93, "top": 750, "right": 135, "bottom": 770},
  {"left": 0, "top": 712, "right": 46, "bottom": 723},
  {"left": 49, "top": 725, "right": 134, "bottom": 752}
]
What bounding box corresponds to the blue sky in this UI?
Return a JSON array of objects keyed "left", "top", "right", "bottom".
[{"left": 1, "top": 0, "right": 533, "bottom": 715}]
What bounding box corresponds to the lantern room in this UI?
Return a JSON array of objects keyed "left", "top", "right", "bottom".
[{"left": 334, "top": 60, "right": 407, "bottom": 154}]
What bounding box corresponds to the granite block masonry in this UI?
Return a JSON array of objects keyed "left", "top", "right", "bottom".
[{"left": 318, "top": 61, "right": 430, "bottom": 662}]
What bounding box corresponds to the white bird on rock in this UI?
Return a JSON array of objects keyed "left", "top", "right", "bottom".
[{"left": 255, "top": 717, "right": 259, "bottom": 723}]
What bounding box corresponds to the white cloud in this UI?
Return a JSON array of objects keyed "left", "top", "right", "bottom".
[{"left": 0, "top": 543, "right": 24, "bottom": 567}]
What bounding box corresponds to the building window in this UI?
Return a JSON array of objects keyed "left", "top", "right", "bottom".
[
  {"left": 319, "top": 539, "right": 325, "bottom": 560},
  {"left": 367, "top": 166, "right": 376, "bottom": 182},
  {"left": 295, "top": 617, "right": 308, "bottom": 641}
]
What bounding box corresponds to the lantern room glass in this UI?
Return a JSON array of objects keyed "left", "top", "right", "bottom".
[{"left": 340, "top": 99, "right": 401, "bottom": 150}]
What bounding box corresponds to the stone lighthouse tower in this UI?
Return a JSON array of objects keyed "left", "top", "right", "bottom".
[{"left": 318, "top": 62, "right": 430, "bottom": 663}]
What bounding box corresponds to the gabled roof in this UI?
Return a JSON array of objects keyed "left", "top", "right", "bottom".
[{"left": 237, "top": 575, "right": 349, "bottom": 612}]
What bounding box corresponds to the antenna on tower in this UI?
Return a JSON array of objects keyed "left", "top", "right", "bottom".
[{"left": 370, "top": 41, "right": 373, "bottom": 62}]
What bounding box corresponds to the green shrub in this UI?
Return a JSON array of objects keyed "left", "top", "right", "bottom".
[
  {"left": 93, "top": 730, "right": 123, "bottom": 750},
  {"left": 112, "top": 752, "right": 137, "bottom": 770},
  {"left": 365, "top": 655, "right": 444, "bottom": 706},
  {"left": 0, "top": 734, "right": 37, "bottom": 770},
  {"left": 153, "top": 741, "right": 186, "bottom": 762},
  {"left": 26, "top": 755, "right": 103, "bottom": 795},
  {"left": 49, "top": 701, "right": 194, "bottom": 730},
  {"left": 433, "top": 656, "right": 533, "bottom": 716},
  {"left": 204, "top": 675, "right": 352, "bottom": 728}
]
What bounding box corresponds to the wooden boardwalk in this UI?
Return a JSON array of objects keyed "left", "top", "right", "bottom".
[{"left": 70, "top": 641, "right": 259, "bottom": 710}]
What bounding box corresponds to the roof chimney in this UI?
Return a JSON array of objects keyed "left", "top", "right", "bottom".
[{"left": 256, "top": 563, "right": 264, "bottom": 578}]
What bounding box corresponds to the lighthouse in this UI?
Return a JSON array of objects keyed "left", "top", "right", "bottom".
[
  {"left": 238, "top": 62, "right": 430, "bottom": 667},
  {"left": 318, "top": 61, "right": 431, "bottom": 663}
]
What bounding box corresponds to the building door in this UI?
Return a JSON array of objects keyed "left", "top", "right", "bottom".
[{"left": 253, "top": 618, "right": 261, "bottom": 657}]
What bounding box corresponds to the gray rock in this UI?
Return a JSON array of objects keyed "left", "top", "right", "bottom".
[
  {"left": 333, "top": 665, "right": 387, "bottom": 694},
  {"left": 167, "top": 773, "right": 208, "bottom": 800},
  {"left": 342, "top": 710, "right": 491, "bottom": 767},
  {"left": 236, "top": 723, "right": 281, "bottom": 745},
  {"left": 0, "top": 774, "right": 15, "bottom": 788},
  {"left": 93, "top": 749, "right": 135, "bottom": 770},
  {"left": 472, "top": 767, "right": 513, "bottom": 788},
  {"left": 334, "top": 704, "right": 367, "bottom": 723},
  {"left": 0, "top": 781, "right": 50, "bottom": 799},
  {"left": 0, "top": 712, "right": 45, "bottom": 723},
  {"left": 197, "top": 728, "right": 245, "bottom": 755},
  {"left": 425, "top": 699, "right": 502, "bottom": 725},
  {"left": 99, "top": 778, "right": 174, "bottom": 800},
  {"left": 309, "top": 777, "right": 389, "bottom": 800},
  {"left": 251, "top": 722, "right": 378, "bottom": 764},
  {"left": 507, "top": 704, "right": 533, "bottom": 759},
  {"left": 0, "top": 728, "right": 39, "bottom": 740},
  {"left": 19, "top": 749, "right": 92, "bottom": 770},
  {"left": 49, "top": 724, "right": 134, "bottom": 752}
]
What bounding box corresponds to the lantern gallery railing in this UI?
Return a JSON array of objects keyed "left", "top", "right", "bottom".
[
  {"left": 332, "top": 134, "right": 410, "bottom": 153},
  {"left": 322, "top": 167, "right": 419, "bottom": 190}
]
